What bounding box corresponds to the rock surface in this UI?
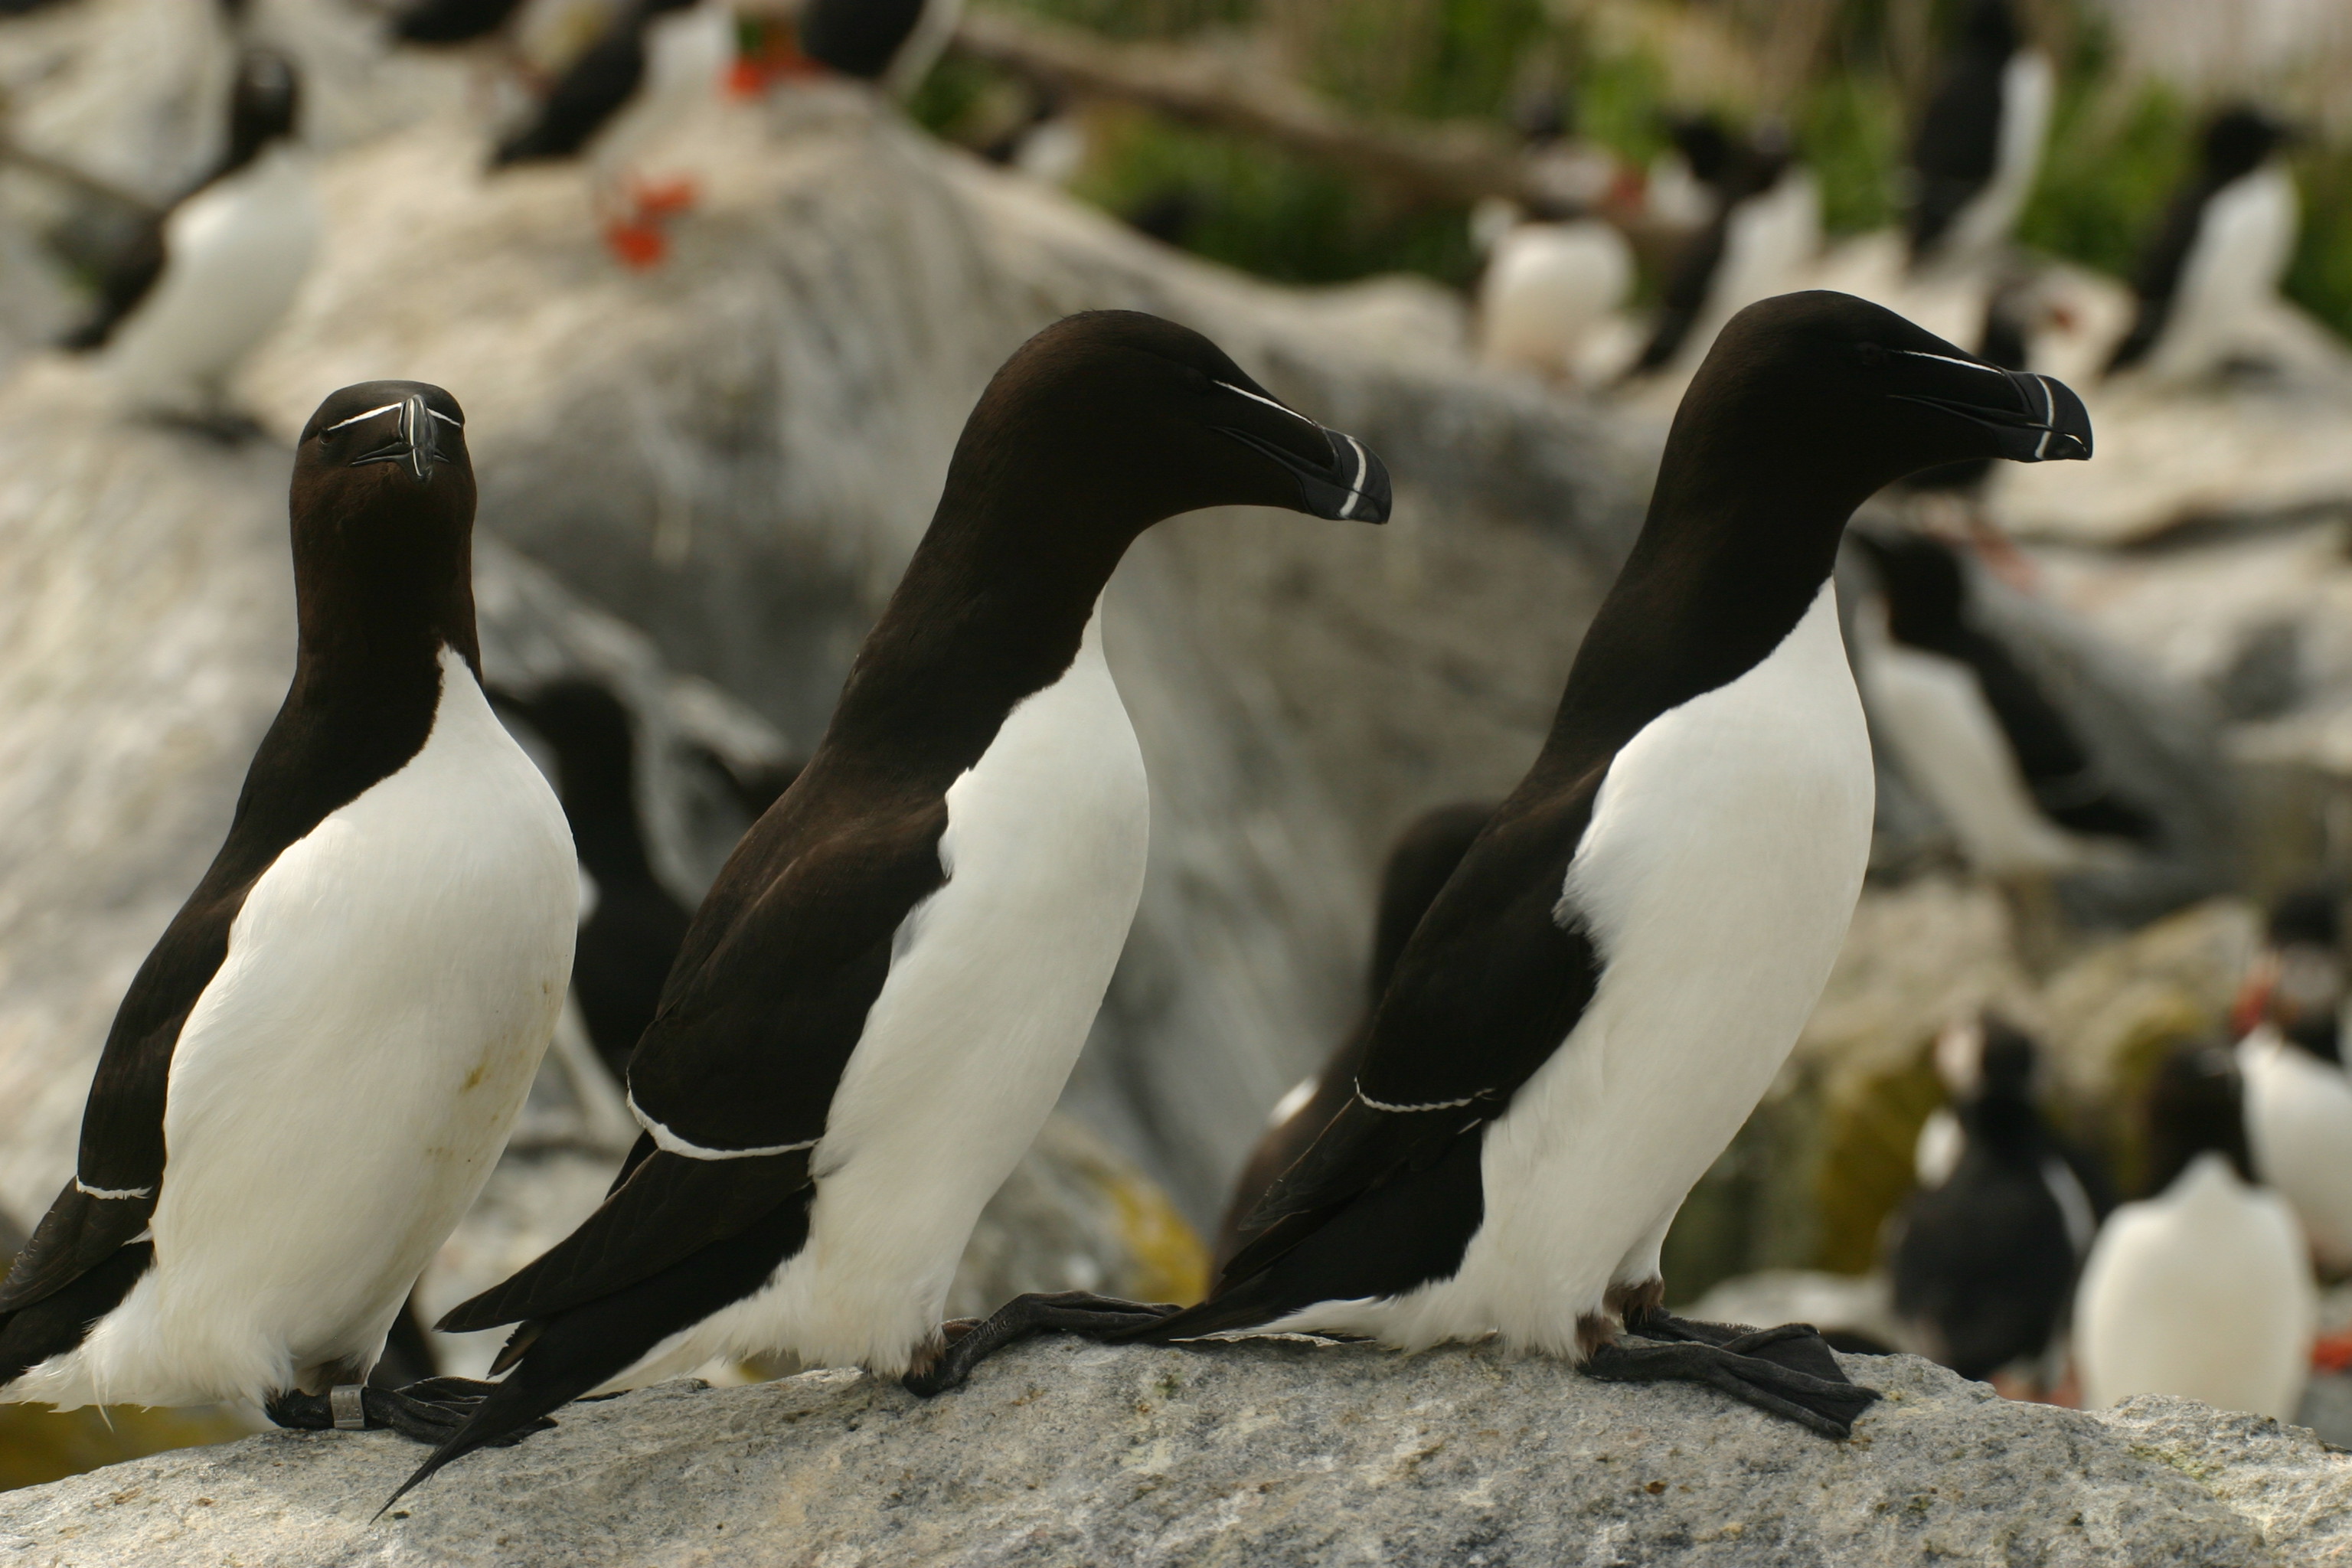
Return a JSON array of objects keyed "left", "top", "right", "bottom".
[{"left": 0, "top": 1338, "right": 2344, "bottom": 1566}]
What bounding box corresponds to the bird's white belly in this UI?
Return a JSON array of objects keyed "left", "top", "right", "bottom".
[
  {"left": 18, "top": 651, "right": 577, "bottom": 1408},
  {"left": 2148, "top": 167, "right": 2298, "bottom": 383},
  {"left": 2239, "top": 1031, "right": 2352, "bottom": 1271},
  {"left": 2076, "top": 1155, "right": 2314, "bottom": 1419},
  {"left": 104, "top": 147, "right": 322, "bottom": 412},
  {"left": 629, "top": 604, "right": 1149, "bottom": 1380},
  {"left": 1325, "top": 580, "right": 1873, "bottom": 1355}
]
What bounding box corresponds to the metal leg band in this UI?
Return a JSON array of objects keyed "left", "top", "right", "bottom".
[{"left": 330, "top": 1384, "right": 368, "bottom": 1431}]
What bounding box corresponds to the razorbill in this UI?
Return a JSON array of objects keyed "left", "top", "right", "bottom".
[
  {"left": 492, "top": 0, "right": 734, "bottom": 267},
  {"left": 0, "top": 383, "right": 578, "bottom": 1439},
  {"left": 1889, "top": 1015, "right": 2104, "bottom": 1390},
  {"left": 1905, "top": 0, "right": 2052, "bottom": 273},
  {"left": 1628, "top": 129, "right": 1820, "bottom": 381},
  {"left": 496, "top": 678, "right": 696, "bottom": 1084},
  {"left": 1851, "top": 528, "right": 2158, "bottom": 874},
  {"left": 383, "top": 311, "right": 1391, "bottom": 1503},
  {"left": 1214, "top": 802, "right": 1494, "bottom": 1269},
  {"left": 67, "top": 50, "right": 321, "bottom": 429},
  {"left": 911, "top": 292, "right": 2092, "bottom": 1439},
  {"left": 2106, "top": 107, "right": 2298, "bottom": 381},
  {"left": 2074, "top": 1046, "right": 2314, "bottom": 1419}
]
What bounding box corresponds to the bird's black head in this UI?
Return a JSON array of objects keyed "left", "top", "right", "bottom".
[
  {"left": 2203, "top": 106, "right": 2290, "bottom": 183},
  {"left": 1962, "top": 0, "right": 2019, "bottom": 55},
  {"left": 942, "top": 310, "right": 1390, "bottom": 554},
  {"left": 2141, "top": 1044, "right": 2253, "bottom": 1194},
  {"left": 226, "top": 49, "right": 300, "bottom": 168},
  {"left": 1670, "top": 291, "right": 2090, "bottom": 517},
  {"left": 1666, "top": 113, "right": 1735, "bottom": 189},
  {"left": 289, "top": 382, "right": 479, "bottom": 660}
]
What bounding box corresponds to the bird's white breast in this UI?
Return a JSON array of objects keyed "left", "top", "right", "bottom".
[
  {"left": 1321, "top": 580, "right": 1873, "bottom": 1355},
  {"left": 102, "top": 145, "right": 322, "bottom": 413},
  {"left": 2075, "top": 1153, "right": 2314, "bottom": 1419},
  {"left": 619, "top": 600, "right": 1150, "bottom": 1380},
  {"left": 594, "top": 0, "right": 732, "bottom": 175},
  {"left": 2146, "top": 165, "right": 2298, "bottom": 382},
  {"left": 1477, "top": 220, "right": 1635, "bottom": 379},
  {"left": 11, "top": 649, "right": 578, "bottom": 1409},
  {"left": 2239, "top": 1027, "right": 2352, "bottom": 1271}
]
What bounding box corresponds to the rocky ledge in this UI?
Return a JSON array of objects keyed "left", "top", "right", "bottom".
[{"left": 0, "top": 1338, "right": 2344, "bottom": 1566}]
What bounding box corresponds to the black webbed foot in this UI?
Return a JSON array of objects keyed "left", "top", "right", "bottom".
[
  {"left": 264, "top": 1379, "right": 557, "bottom": 1446},
  {"left": 1582, "top": 1312, "right": 1880, "bottom": 1439},
  {"left": 903, "top": 1291, "right": 1181, "bottom": 1397}
]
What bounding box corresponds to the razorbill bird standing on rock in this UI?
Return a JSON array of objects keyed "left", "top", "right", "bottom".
[
  {"left": 386, "top": 310, "right": 1391, "bottom": 1504},
  {"left": 1214, "top": 802, "right": 1494, "bottom": 1268},
  {"left": 492, "top": 0, "right": 734, "bottom": 267},
  {"left": 495, "top": 678, "right": 696, "bottom": 1083},
  {"left": 1905, "top": 0, "right": 2051, "bottom": 275},
  {"left": 1889, "top": 1014, "right": 2105, "bottom": 1391},
  {"left": 0, "top": 383, "right": 578, "bottom": 1440},
  {"left": 2106, "top": 107, "right": 2298, "bottom": 382},
  {"left": 2075, "top": 1046, "right": 2314, "bottom": 1419},
  {"left": 67, "top": 50, "right": 321, "bottom": 433},
  {"left": 911, "top": 292, "right": 2093, "bottom": 1439}
]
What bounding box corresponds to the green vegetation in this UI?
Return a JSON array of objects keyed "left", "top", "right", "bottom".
[{"left": 922, "top": 1, "right": 2352, "bottom": 338}]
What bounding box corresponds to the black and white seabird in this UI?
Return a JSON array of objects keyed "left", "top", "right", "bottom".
[
  {"left": 1627, "top": 126, "right": 1819, "bottom": 381},
  {"left": 914, "top": 292, "right": 2092, "bottom": 1439},
  {"left": 2074, "top": 1046, "right": 2314, "bottom": 1418},
  {"left": 492, "top": 0, "right": 733, "bottom": 264},
  {"left": 2105, "top": 107, "right": 2298, "bottom": 381},
  {"left": 66, "top": 50, "right": 321, "bottom": 427},
  {"left": 392, "top": 0, "right": 533, "bottom": 44},
  {"left": 0, "top": 383, "right": 578, "bottom": 1438},
  {"left": 1889, "top": 1015, "right": 2105, "bottom": 1390},
  {"left": 2235, "top": 887, "right": 2352, "bottom": 1274},
  {"left": 1905, "top": 0, "right": 2052, "bottom": 273},
  {"left": 386, "top": 310, "right": 1391, "bottom": 1503},
  {"left": 1214, "top": 802, "right": 1494, "bottom": 1269},
  {"left": 495, "top": 678, "right": 696, "bottom": 1084},
  {"left": 1851, "top": 527, "right": 2158, "bottom": 877}
]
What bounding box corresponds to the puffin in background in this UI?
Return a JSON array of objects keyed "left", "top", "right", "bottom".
[
  {"left": 493, "top": 678, "right": 697, "bottom": 1086},
  {"left": 492, "top": 0, "right": 736, "bottom": 268},
  {"left": 2105, "top": 107, "right": 2299, "bottom": 382},
  {"left": 2234, "top": 886, "right": 2352, "bottom": 1276},
  {"left": 913, "top": 292, "right": 2092, "bottom": 1441},
  {"left": 0, "top": 384, "right": 578, "bottom": 1439},
  {"left": 1890, "top": 1014, "right": 2105, "bottom": 1394},
  {"left": 2074, "top": 1046, "right": 2314, "bottom": 1419},
  {"left": 1214, "top": 802, "right": 1494, "bottom": 1269},
  {"left": 387, "top": 311, "right": 1392, "bottom": 1504},
  {"left": 66, "top": 49, "right": 321, "bottom": 433},
  {"left": 1905, "top": 0, "right": 2052, "bottom": 276},
  {"left": 1850, "top": 528, "right": 2158, "bottom": 880},
  {"left": 1470, "top": 90, "right": 1634, "bottom": 384},
  {"left": 1625, "top": 125, "right": 1820, "bottom": 383}
]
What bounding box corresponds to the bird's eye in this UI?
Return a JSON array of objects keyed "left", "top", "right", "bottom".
[
  {"left": 1182, "top": 368, "right": 1212, "bottom": 394},
  {"left": 1857, "top": 343, "right": 1886, "bottom": 368}
]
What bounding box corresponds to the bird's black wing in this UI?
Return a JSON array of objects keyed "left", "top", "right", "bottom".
[
  {"left": 60, "top": 214, "right": 166, "bottom": 353},
  {"left": 492, "top": 27, "right": 645, "bottom": 165},
  {"left": 1906, "top": 51, "right": 2005, "bottom": 257},
  {"left": 1211, "top": 782, "right": 1604, "bottom": 1298},
  {"left": 2105, "top": 184, "right": 2213, "bottom": 372},
  {"left": 394, "top": 0, "right": 528, "bottom": 44},
  {"left": 439, "top": 788, "right": 952, "bottom": 1331}
]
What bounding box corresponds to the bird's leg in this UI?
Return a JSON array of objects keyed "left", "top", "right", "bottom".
[
  {"left": 263, "top": 1378, "right": 555, "bottom": 1446},
  {"left": 1579, "top": 1295, "right": 1880, "bottom": 1441},
  {"left": 902, "top": 1292, "right": 1181, "bottom": 1398}
]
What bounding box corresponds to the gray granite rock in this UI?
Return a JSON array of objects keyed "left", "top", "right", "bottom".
[{"left": 0, "top": 1338, "right": 2341, "bottom": 1566}]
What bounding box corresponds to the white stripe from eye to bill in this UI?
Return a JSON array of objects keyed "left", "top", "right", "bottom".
[
  {"left": 322, "top": 402, "right": 402, "bottom": 434},
  {"left": 1214, "top": 379, "right": 1316, "bottom": 425}
]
